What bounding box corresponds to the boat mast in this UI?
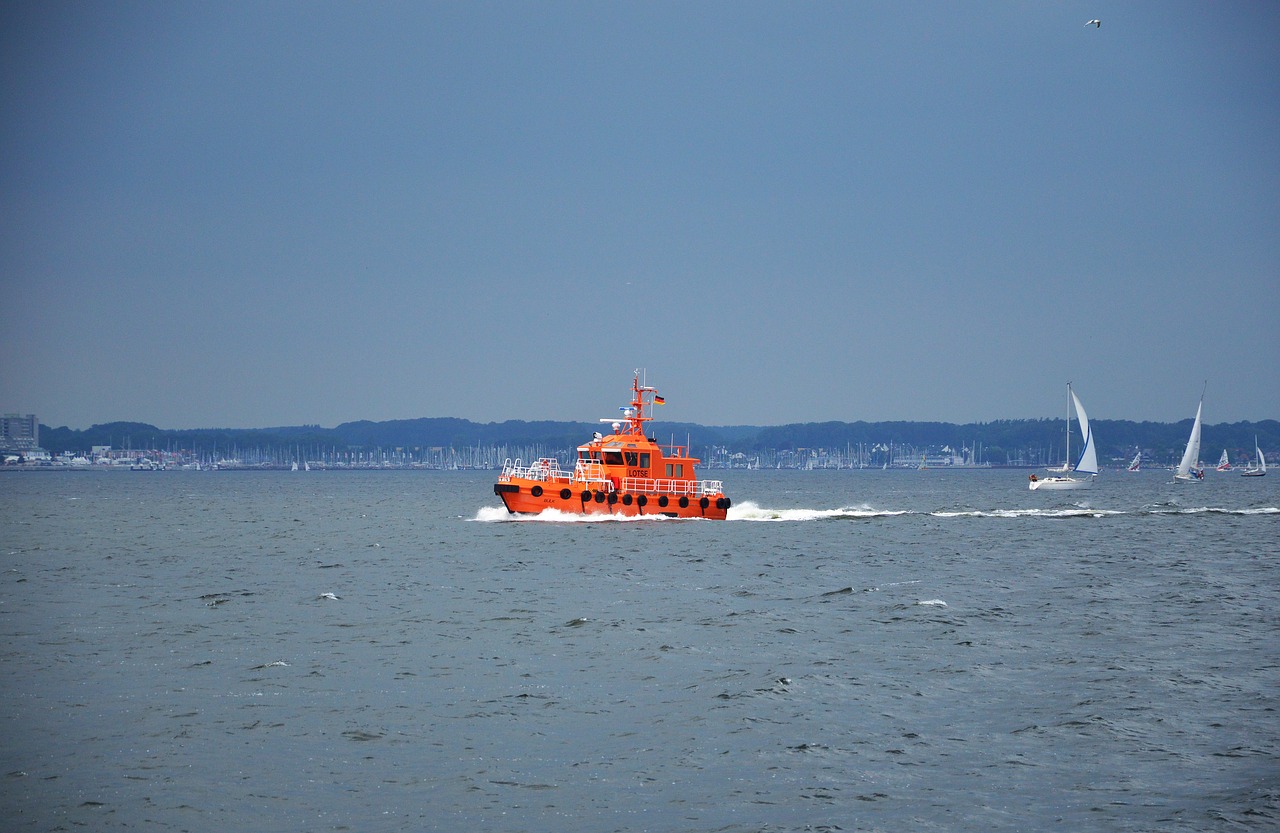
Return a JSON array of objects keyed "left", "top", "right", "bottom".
[{"left": 1064, "top": 382, "right": 1072, "bottom": 472}]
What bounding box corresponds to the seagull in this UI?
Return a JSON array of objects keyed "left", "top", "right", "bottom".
[{"left": 1085, "top": 19, "right": 1101, "bottom": 27}]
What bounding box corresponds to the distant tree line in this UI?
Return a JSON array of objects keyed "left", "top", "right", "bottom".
[
  {"left": 745, "top": 418, "right": 1279, "bottom": 465},
  {"left": 36, "top": 416, "right": 1280, "bottom": 466}
]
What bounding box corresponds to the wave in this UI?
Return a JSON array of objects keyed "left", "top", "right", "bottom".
[
  {"left": 471, "top": 506, "right": 672, "bottom": 523},
  {"left": 935, "top": 506, "right": 1276, "bottom": 518},
  {"left": 472, "top": 503, "right": 1278, "bottom": 523},
  {"left": 730, "top": 502, "right": 1277, "bottom": 521},
  {"left": 1145, "top": 506, "right": 1278, "bottom": 516},
  {"left": 727, "top": 501, "right": 912, "bottom": 522},
  {"left": 932, "top": 508, "right": 1124, "bottom": 519}
]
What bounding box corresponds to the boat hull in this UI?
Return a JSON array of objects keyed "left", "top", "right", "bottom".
[
  {"left": 495, "top": 481, "right": 730, "bottom": 520},
  {"left": 1029, "top": 476, "right": 1093, "bottom": 491}
]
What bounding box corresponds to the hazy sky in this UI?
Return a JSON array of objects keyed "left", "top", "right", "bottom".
[{"left": 2, "top": 2, "right": 1277, "bottom": 430}]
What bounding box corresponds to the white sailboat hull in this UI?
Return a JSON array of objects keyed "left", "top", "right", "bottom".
[
  {"left": 1241, "top": 437, "right": 1266, "bottom": 476},
  {"left": 1174, "top": 395, "right": 1205, "bottom": 483},
  {"left": 1031, "top": 384, "right": 1098, "bottom": 492},
  {"left": 1029, "top": 475, "right": 1094, "bottom": 491}
]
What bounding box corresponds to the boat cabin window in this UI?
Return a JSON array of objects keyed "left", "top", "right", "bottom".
[
  {"left": 640, "top": 453, "right": 650, "bottom": 468},
  {"left": 603, "top": 451, "right": 624, "bottom": 466},
  {"left": 666, "top": 463, "right": 684, "bottom": 478},
  {"left": 624, "top": 451, "right": 638, "bottom": 466}
]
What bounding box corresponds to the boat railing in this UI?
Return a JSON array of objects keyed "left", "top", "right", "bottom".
[
  {"left": 621, "top": 476, "right": 724, "bottom": 496},
  {"left": 501, "top": 458, "right": 722, "bottom": 496},
  {"left": 572, "top": 460, "right": 610, "bottom": 489},
  {"left": 500, "top": 457, "right": 570, "bottom": 482}
]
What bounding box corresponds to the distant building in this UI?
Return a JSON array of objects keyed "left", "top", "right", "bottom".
[{"left": 1, "top": 413, "right": 40, "bottom": 453}]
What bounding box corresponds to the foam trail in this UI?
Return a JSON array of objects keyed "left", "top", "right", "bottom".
[
  {"left": 471, "top": 506, "right": 670, "bottom": 523},
  {"left": 727, "top": 501, "right": 910, "bottom": 522},
  {"left": 933, "top": 508, "right": 1124, "bottom": 519},
  {"left": 1155, "top": 506, "right": 1280, "bottom": 516}
]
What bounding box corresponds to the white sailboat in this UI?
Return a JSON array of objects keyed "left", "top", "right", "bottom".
[
  {"left": 1174, "top": 392, "right": 1206, "bottom": 482},
  {"left": 1216, "top": 449, "right": 1232, "bottom": 471},
  {"left": 1241, "top": 437, "right": 1266, "bottom": 477},
  {"left": 1127, "top": 450, "right": 1141, "bottom": 472},
  {"left": 1029, "top": 383, "right": 1098, "bottom": 490}
]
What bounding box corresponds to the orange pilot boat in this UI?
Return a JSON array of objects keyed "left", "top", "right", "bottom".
[{"left": 493, "top": 374, "right": 732, "bottom": 520}]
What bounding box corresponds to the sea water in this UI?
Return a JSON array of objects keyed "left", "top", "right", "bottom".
[{"left": 1, "top": 469, "right": 1276, "bottom": 832}]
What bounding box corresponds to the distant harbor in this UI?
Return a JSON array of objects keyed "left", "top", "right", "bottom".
[
  {"left": 4, "top": 411, "right": 1276, "bottom": 472},
  {"left": 2, "top": 441, "right": 1266, "bottom": 473}
]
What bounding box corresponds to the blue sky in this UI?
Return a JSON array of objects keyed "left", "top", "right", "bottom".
[{"left": 2, "top": 2, "right": 1277, "bottom": 429}]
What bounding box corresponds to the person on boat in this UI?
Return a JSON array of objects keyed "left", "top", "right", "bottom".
[{"left": 1029, "top": 473, "right": 1038, "bottom": 482}]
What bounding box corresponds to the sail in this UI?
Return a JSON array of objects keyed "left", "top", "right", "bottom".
[
  {"left": 1176, "top": 399, "right": 1203, "bottom": 477},
  {"left": 1217, "top": 449, "right": 1230, "bottom": 470},
  {"left": 1258, "top": 438, "right": 1267, "bottom": 474},
  {"left": 1070, "top": 390, "right": 1098, "bottom": 475}
]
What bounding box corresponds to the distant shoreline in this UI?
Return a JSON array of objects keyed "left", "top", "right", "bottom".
[
  {"left": 11, "top": 415, "right": 1277, "bottom": 471},
  {"left": 0, "top": 462, "right": 1198, "bottom": 474}
]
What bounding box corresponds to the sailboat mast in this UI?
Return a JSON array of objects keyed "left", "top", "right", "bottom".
[{"left": 1065, "top": 382, "right": 1072, "bottom": 471}]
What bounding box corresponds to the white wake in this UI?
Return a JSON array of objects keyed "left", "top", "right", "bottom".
[{"left": 726, "top": 501, "right": 910, "bottom": 522}]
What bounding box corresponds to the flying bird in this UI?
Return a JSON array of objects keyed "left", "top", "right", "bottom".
[{"left": 1086, "top": 19, "right": 1101, "bottom": 27}]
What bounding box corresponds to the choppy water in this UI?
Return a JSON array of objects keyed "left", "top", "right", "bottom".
[{"left": 2, "top": 468, "right": 1277, "bottom": 832}]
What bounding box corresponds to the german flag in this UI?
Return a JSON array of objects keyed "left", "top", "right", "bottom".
[{"left": 653, "top": 395, "right": 665, "bottom": 405}]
